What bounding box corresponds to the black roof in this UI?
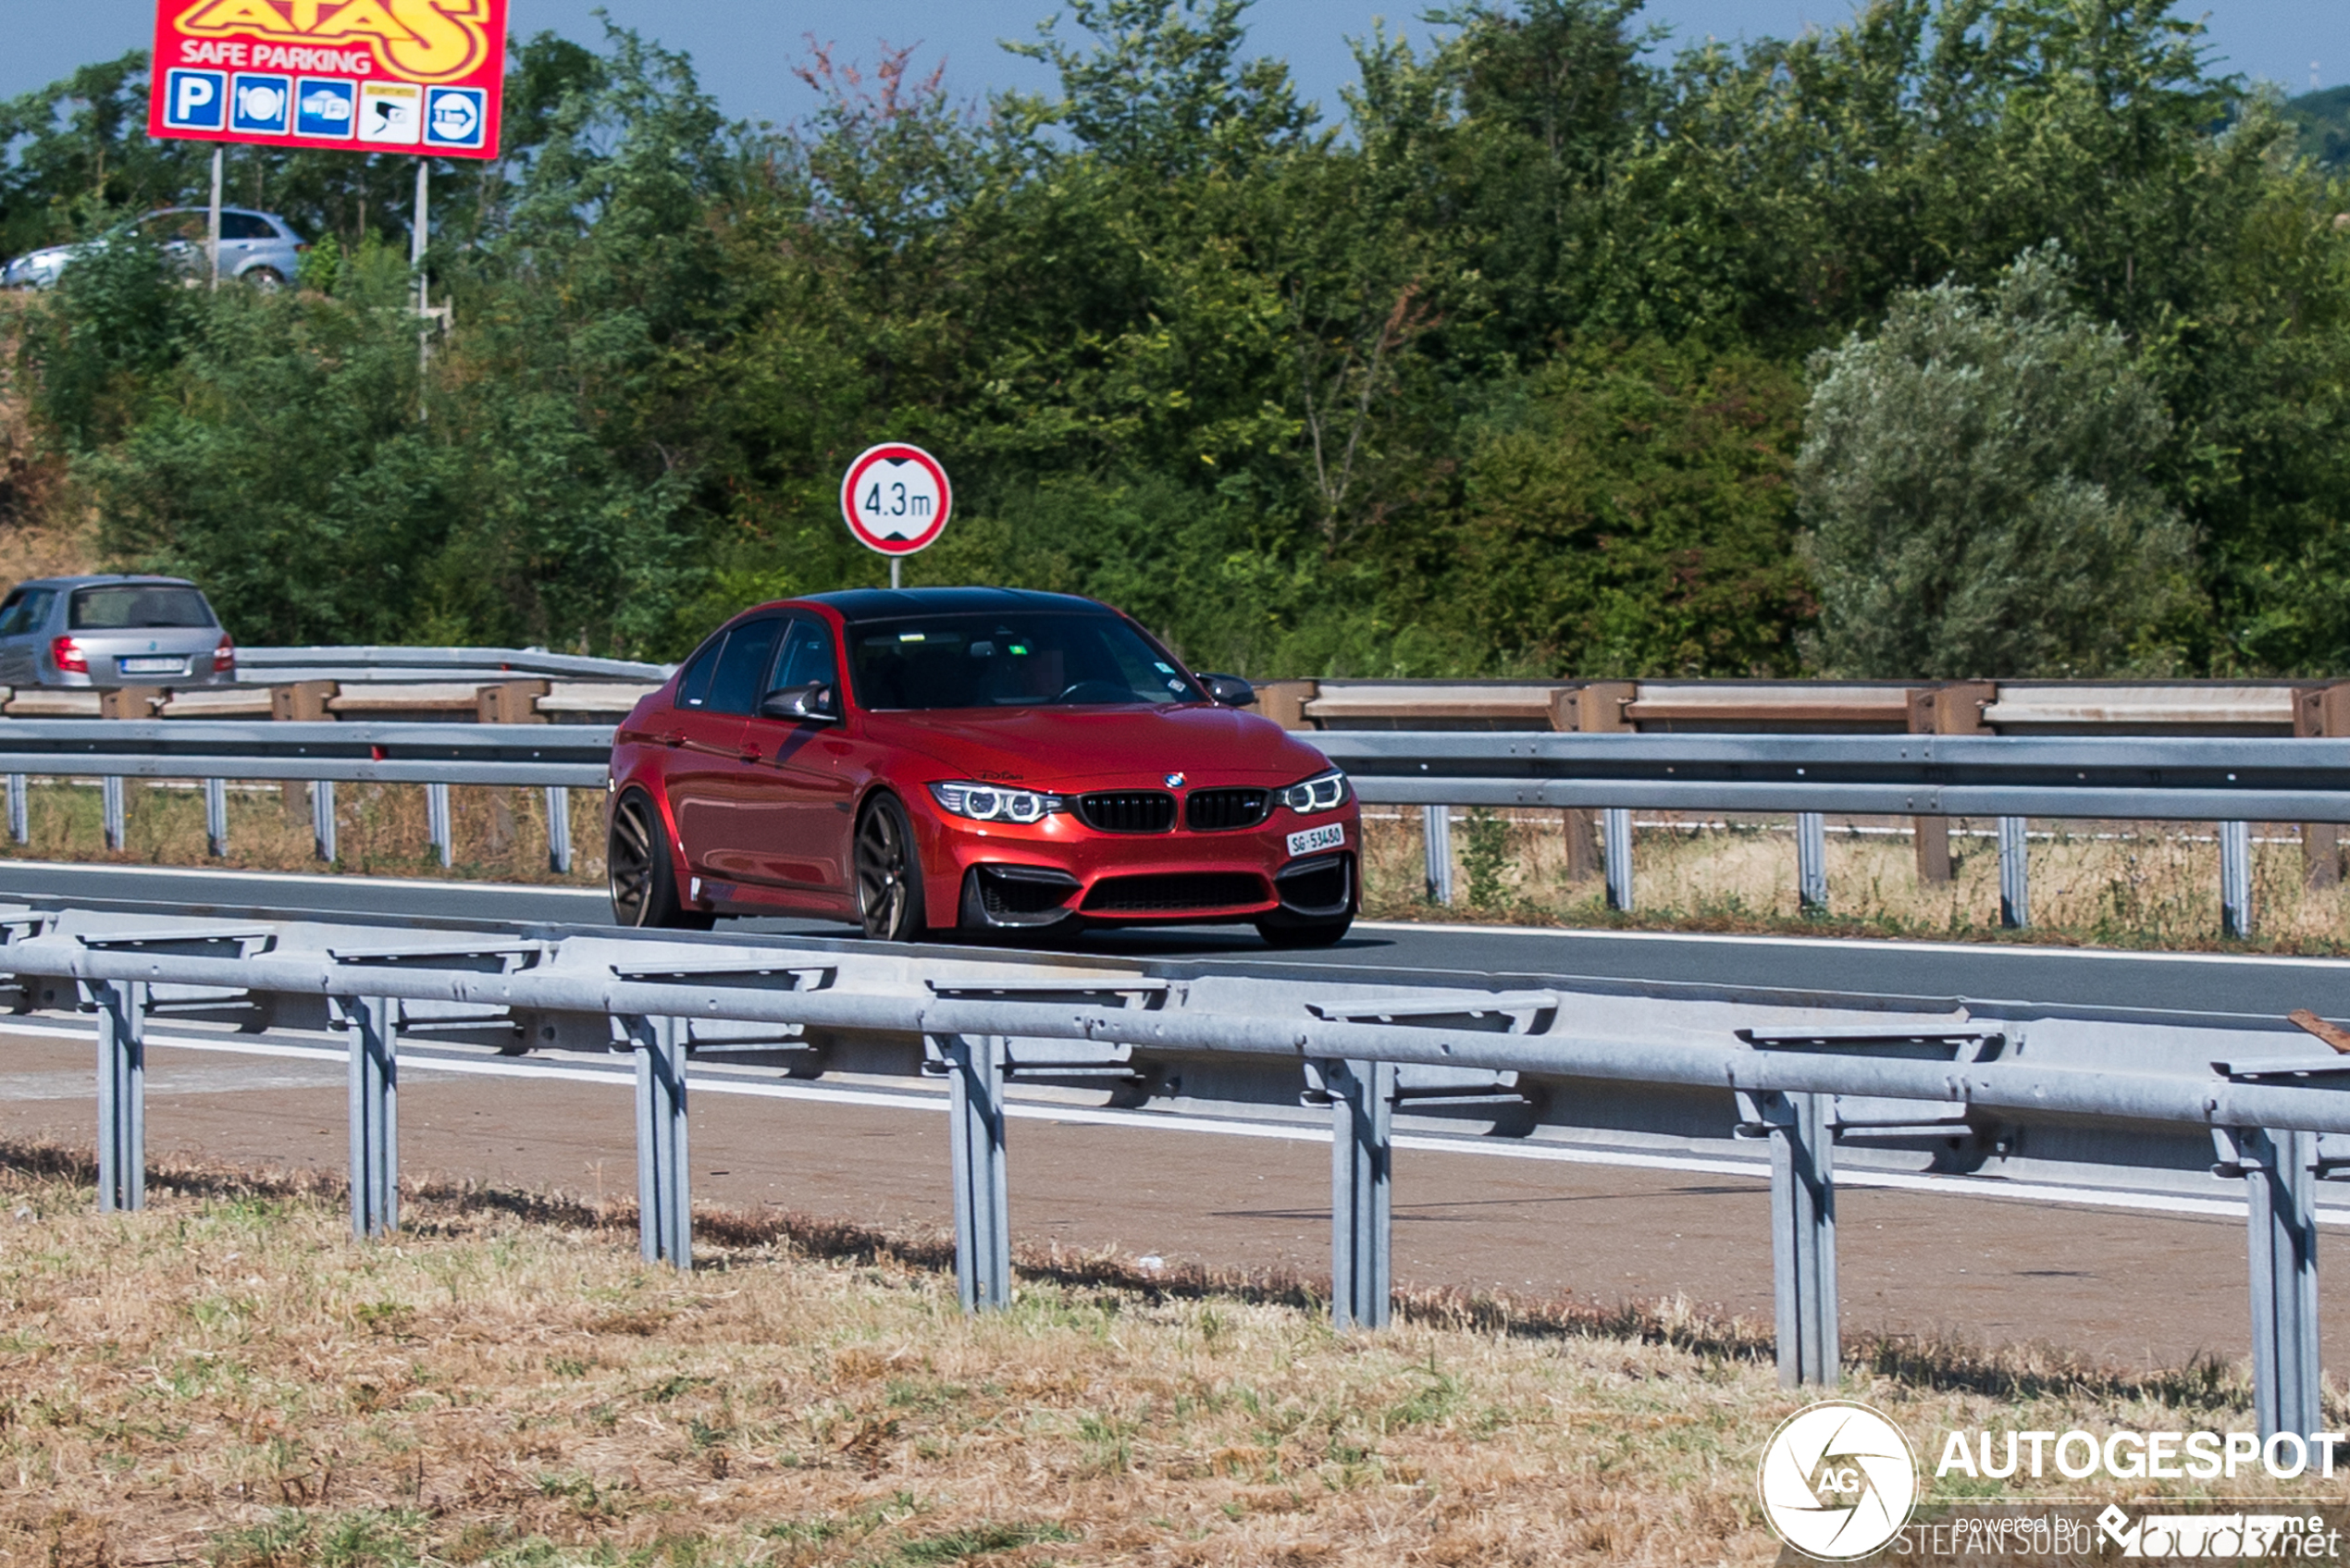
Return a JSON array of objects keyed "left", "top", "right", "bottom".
[{"left": 806, "top": 586, "right": 1110, "bottom": 621}]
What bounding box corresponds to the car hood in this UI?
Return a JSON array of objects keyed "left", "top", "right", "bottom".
[{"left": 861, "top": 704, "right": 1333, "bottom": 789}]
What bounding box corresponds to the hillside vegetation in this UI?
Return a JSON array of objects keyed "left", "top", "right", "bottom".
[{"left": 3, "top": 3, "right": 2349, "bottom": 679}]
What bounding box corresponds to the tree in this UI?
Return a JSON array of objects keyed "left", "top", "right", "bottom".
[{"left": 1798, "top": 245, "right": 2195, "bottom": 676}]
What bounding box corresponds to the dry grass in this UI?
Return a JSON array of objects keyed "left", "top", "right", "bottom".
[
  {"left": 0, "top": 1141, "right": 2333, "bottom": 1567},
  {"left": 1363, "top": 810, "right": 2350, "bottom": 956},
  {"left": 0, "top": 780, "right": 605, "bottom": 889}
]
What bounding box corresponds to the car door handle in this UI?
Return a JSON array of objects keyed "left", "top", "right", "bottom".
[{"left": 738, "top": 747, "right": 761, "bottom": 762}]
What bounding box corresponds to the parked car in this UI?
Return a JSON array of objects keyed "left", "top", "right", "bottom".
[
  {"left": 2, "top": 206, "right": 305, "bottom": 290},
  {"left": 0, "top": 575, "right": 237, "bottom": 688},
  {"left": 607, "top": 586, "right": 1359, "bottom": 946}
]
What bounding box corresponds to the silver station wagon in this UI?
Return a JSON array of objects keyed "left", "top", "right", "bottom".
[{"left": 0, "top": 575, "right": 237, "bottom": 688}]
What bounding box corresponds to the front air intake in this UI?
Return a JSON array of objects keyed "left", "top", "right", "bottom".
[
  {"left": 1082, "top": 872, "right": 1268, "bottom": 913},
  {"left": 1074, "top": 791, "right": 1177, "bottom": 833},
  {"left": 1183, "top": 788, "right": 1270, "bottom": 832}
]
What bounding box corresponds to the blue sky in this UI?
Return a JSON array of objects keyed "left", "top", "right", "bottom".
[{"left": 7, "top": 0, "right": 2345, "bottom": 125}]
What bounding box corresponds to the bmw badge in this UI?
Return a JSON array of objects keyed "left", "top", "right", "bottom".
[{"left": 1165, "top": 772, "right": 1186, "bottom": 789}]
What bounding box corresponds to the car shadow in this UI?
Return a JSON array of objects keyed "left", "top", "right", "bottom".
[{"left": 723, "top": 914, "right": 1390, "bottom": 961}]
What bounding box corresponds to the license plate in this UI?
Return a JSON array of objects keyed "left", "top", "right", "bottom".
[
  {"left": 1287, "top": 822, "right": 1346, "bottom": 857},
  {"left": 118, "top": 657, "right": 186, "bottom": 674}
]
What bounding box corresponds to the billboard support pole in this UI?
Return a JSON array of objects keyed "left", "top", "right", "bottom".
[
  {"left": 413, "top": 159, "right": 430, "bottom": 414},
  {"left": 206, "top": 147, "right": 223, "bottom": 291}
]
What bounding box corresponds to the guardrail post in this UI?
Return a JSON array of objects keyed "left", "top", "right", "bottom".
[
  {"left": 312, "top": 780, "right": 337, "bottom": 864},
  {"left": 6, "top": 774, "right": 24, "bottom": 845},
  {"left": 426, "top": 783, "right": 452, "bottom": 868},
  {"left": 938, "top": 1033, "right": 1011, "bottom": 1312},
  {"left": 344, "top": 996, "right": 399, "bottom": 1239},
  {"left": 102, "top": 775, "right": 126, "bottom": 851},
  {"left": 1750, "top": 1089, "right": 1837, "bottom": 1386},
  {"left": 2220, "top": 821, "right": 2254, "bottom": 939},
  {"left": 1422, "top": 806, "right": 1453, "bottom": 905},
  {"left": 2222, "top": 1128, "right": 2320, "bottom": 1439},
  {"left": 546, "top": 785, "right": 573, "bottom": 875},
  {"left": 1796, "top": 812, "right": 1828, "bottom": 915},
  {"left": 1998, "top": 817, "right": 2030, "bottom": 928},
  {"left": 93, "top": 980, "right": 145, "bottom": 1213},
  {"left": 624, "top": 1014, "right": 691, "bottom": 1269},
  {"left": 1322, "top": 1057, "right": 1394, "bottom": 1330},
  {"left": 1602, "top": 808, "right": 1634, "bottom": 912},
  {"left": 203, "top": 779, "right": 229, "bottom": 858}
]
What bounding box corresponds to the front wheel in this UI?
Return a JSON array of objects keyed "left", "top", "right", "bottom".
[
  {"left": 1255, "top": 914, "right": 1353, "bottom": 949},
  {"left": 608, "top": 789, "right": 712, "bottom": 930},
  {"left": 855, "top": 794, "right": 928, "bottom": 941}
]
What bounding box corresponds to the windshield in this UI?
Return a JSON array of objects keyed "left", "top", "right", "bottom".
[
  {"left": 68, "top": 585, "right": 216, "bottom": 631},
  {"left": 847, "top": 612, "right": 1202, "bottom": 710}
]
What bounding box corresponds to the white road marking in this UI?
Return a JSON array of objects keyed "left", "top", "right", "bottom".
[
  {"left": 0, "top": 859, "right": 606, "bottom": 900},
  {"left": 0, "top": 1018, "right": 2316, "bottom": 1228},
  {"left": 1355, "top": 918, "right": 2350, "bottom": 971}
]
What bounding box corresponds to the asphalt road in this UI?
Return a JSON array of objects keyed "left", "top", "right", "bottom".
[{"left": 3, "top": 858, "right": 2346, "bottom": 1018}]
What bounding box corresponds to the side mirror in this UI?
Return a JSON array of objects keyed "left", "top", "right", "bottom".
[
  {"left": 758, "top": 682, "right": 839, "bottom": 722},
  {"left": 1200, "top": 673, "right": 1256, "bottom": 708}
]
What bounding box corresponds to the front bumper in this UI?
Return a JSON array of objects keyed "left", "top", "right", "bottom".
[{"left": 916, "top": 802, "right": 1361, "bottom": 931}]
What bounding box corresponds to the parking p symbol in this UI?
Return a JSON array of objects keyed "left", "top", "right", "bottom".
[{"left": 165, "top": 69, "right": 226, "bottom": 130}]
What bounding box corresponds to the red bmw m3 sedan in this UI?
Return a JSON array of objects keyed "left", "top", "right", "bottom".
[{"left": 606, "top": 587, "right": 1360, "bottom": 946}]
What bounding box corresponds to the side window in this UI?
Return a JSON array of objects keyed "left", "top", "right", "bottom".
[
  {"left": 0, "top": 590, "right": 52, "bottom": 638},
  {"left": 219, "top": 214, "right": 275, "bottom": 241},
  {"left": 705, "top": 618, "right": 784, "bottom": 716},
  {"left": 674, "top": 637, "right": 723, "bottom": 710},
  {"left": 771, "top": 618, "right": 838, "bottom": 693}
]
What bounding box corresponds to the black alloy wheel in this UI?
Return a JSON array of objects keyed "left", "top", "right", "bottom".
[
  {"left": 856, "top": 794, "right": 927, "bottom": 942},
  {"left": 608, "top": 789, "right": 712, "bottom": 930}
]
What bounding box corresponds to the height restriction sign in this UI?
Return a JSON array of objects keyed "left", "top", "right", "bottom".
[
  {"left": 840, "top": 443, "right": 952, "bottom": 558},
  {"left": 147, "top": 0, "right": 508, "bottom": 159}
]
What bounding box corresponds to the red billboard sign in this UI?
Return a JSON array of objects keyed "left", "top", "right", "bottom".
[{"left": 146, "top": 0, "right": 507, "bottom": 160}]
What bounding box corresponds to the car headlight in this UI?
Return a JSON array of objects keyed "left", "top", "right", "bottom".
[
  {"left": 927, "top": 781, "right": 1065, "bottom": 824},
  {"left": 1277, "top": 770, "right": 1350, "bottom": 813}
]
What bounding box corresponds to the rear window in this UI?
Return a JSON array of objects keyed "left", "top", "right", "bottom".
[{"left": 68, "top": 586, "right": 216, "bottom": 631}]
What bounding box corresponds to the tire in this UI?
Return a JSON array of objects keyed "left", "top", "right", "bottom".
[
  {"left": 608, "top": 789, "right": 713, "bottom": 930},
  {"left": 241, "top": 266, "right": 285, "bottom": 291},
  {"left": 1255, "top": 914, "right": 1353, "bottom": 949},
  {"left": 855, "top": 793, "right": 928, "bottom": 941}
]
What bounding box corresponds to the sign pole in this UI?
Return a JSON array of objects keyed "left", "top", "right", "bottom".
[
  {"left": 413, "top": 159, "right": 430, "bottom": 415},
  {"left": 892, "top": 560, "right": 901, "bottom": 591},
  {"left": 206, "top": 147, "right": 223, "bottom": 291}
]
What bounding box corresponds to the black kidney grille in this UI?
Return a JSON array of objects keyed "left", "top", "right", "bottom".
[
  {"left": 1183, "top": 787, "right": 1270, "bottom": 832},
  {"left": 1082, "top": 872, "right": 1268, "bottom": 913},
  {"left": 1075, "top": 791, "right": 1177, "bottom": 833}
]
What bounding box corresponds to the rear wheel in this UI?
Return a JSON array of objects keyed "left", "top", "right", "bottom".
[
  {"left": 855, "top": 794, "right": 927, "bottom": 941},
  {"left": 242, "top": 266, "right": 285, "bottom": 291},
  {"left": 608, "top": 789, "right": 712, "bottom": 930},
  {"left": 1255, "top": 914, "right": 1353, "bottom": 949}
]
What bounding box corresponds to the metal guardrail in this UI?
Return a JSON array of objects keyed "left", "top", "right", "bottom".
[
  {"left": 234, "top": 645, "right": 672, "bottom": 684},
  {"left": 7, "top": 904, "right": 2350, "bottom": 1439},
  {"left": 0, "top": 723, "right": 2343, "bottom": 930}
]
